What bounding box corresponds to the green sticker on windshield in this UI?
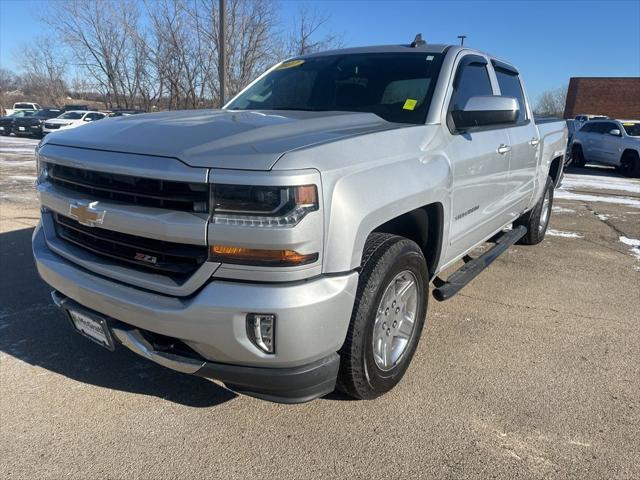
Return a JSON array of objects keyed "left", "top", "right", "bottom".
[
  {"left": 275, "top": 59, "right": 305, "bottom": 70},
  {"left": 403, "top": 99, "right": 418, "bottom": 110}
]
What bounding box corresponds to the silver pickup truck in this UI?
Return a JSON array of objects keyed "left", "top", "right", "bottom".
[{"left": 33, "top": 42, "right": 567, "bottom": 403}]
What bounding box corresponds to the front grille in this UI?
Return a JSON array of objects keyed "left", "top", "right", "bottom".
[
  {"left": 44, "top": 123, "right": 61, "bottom": 129},
  {"left": 53, "top": 213, "right": 208, "bottom": 279},
  {"left": 45, "top": 163, "right": 209, "bottom": 213}
]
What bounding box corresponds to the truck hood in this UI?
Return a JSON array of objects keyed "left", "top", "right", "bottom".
[{"left": 42, "top": 109, "right": 405, "bottom": 170}]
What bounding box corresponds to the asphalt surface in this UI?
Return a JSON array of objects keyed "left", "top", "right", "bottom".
[{"left": 1, "top": 135, "right": 639, "bottom": 479}]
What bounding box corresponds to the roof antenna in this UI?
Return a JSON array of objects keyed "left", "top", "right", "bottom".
[
  {"left": 410, "top": 33, "right": 426, "bottom": 48},
  {"left": 457, "top": 35, "right": 467, "bottom": 46}
]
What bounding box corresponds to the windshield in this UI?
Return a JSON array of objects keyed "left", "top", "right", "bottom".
[
  {"left": 10, "top": 110, "right": 35, "bottom": 118},
  {"left": 621, "top": 122, "right": 640, "bottom": 137},
  {"left": 59, "top": 112, "right": 84, "bottom": 120},
  {"left": 14, "top": 103, "right": 34, "bottom": 109},
  {"left": 226, "top": 52, "right": 444, "bottom": 124}
]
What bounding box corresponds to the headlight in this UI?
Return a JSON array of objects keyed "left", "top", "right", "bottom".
[
  {"left": 36, "top": 155, "right": 48, "bottom": 185},
  {"left": 211, "top": 184, "right": 318, "bottom": 228}
]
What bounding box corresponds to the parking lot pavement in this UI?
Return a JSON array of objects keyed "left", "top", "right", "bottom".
[{"left": 1, "top": 134, "right": 639, "bottom": 480}]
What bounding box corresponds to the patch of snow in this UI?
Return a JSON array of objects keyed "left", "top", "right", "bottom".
[
  {"left": 596, "top": 214, "right": 609, "bottom": 221},
  {"left": 554, "top": 190, "right": 640, "bottom": 208},
  {"left": 619, "top": 236, "right": 640, "bottom": 261},
  {"left": 552, "top": 206, "right": 575, "bottom": 213},
  {"left": 0, "top": 160, "right": 36, "bottom": 166},
  {"left": 547, "top": 229, "right": 583, "bottom": 238},
  {"left": 9, "top": 175, "right": 36, "bottom": 182},
  {"left": 0, "top": 147, "right": 36, "bottom": 154},
  {"left": 561, "top": 174, "right": 640, "bottom": 194}
]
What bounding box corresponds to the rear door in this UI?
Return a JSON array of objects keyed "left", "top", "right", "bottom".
[
  {"left": 492, "top": 61, "right": 538, "bottom": 216},
  {"left": 443, "top": 54, "right": 512, "bottom": 262}
]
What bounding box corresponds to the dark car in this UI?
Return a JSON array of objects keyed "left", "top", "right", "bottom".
[
  {"left": 63, "top": 104, "right": 89, "bottom": 111},
  {"left": 0, "top": 110, "right": 36, "bottom": 136},
  {"left": 12, "top": 108, "right": 64, "bottom": 138}
]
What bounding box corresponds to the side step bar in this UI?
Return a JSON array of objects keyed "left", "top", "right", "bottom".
[{"left": 432, "top": 225, "right": 527, "bottom": 302}]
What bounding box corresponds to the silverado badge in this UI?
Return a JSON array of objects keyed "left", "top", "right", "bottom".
[{"left": 68, "top": 200, "right": 106, "bottom": 227}]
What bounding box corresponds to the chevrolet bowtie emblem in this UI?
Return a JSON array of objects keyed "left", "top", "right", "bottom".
[{"left": 68, "top": 201, "right": 106, "bottom": 227}]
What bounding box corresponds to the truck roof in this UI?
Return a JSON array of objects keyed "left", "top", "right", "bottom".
[{"left": 299, "top": 43, "right": 452, "bottom": 58}]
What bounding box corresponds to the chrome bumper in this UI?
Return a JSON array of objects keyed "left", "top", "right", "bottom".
[{"left": 33, "top": 222, "right": 358, "bottom": 368}]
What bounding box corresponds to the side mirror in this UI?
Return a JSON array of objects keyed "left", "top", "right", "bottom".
[
  {"left": 84, "top": 118, "right": 92, "bottom": 122},
  {"left": 609, "top": 129, "right": 621, "bottom": 137},
  {"left": 451, "top": 96, "right": 519, "bottom": 131}
]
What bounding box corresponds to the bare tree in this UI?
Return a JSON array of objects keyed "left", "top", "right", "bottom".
[
  {"left": 19, "top": 41, "right": 69, "bottom": 106},
  {"left": 196, "top": 0, "right": 281, "bottom": 101},
  {"left": 41, "top": 0, "right": 144, "bottom": 108},
  {"left": 535, "top": 85, "right": 568, "bottom": 117},
  {"left": 287, "top": 5, "right": 343, "bottom": 56}
]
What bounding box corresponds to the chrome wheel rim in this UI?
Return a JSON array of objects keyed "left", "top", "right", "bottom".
[
  {"left": 539, "top": 189, "right": 551, "bottom": 233},
  {"left": 372, "top": 270, "right": 419, "bottom": 371}
]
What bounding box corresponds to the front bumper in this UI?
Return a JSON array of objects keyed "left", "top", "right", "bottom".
[{"left": 33, "top": 222, "right": 358, "bottom": 402}]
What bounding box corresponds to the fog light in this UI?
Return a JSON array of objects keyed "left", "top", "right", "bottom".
[{"left": 246, "top": 313, "right": 275, "bottom": 354}]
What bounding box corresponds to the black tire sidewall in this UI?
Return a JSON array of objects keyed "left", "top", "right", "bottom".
[{"left": 360, "top": 244, "right": 428, "bottom": 395}]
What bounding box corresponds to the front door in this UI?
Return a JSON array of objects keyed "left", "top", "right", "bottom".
[{"left": 443, "top": 54, "right": 511, "bottom": 264}]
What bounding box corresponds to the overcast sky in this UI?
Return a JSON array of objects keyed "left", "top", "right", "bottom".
[{"left": 1, "top": 0, "right": 639, "bottom": 103}]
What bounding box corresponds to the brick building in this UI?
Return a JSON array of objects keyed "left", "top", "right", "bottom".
[{"left": 563, "top": 77, "right": 640, "bottom": 119}]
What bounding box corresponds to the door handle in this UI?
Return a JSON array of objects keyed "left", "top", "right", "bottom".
[
  {"left": 529, "top": 138, "right": 540, "bottom": 147},
  {"left": 497, "top": 144, "right": 511, "bottom": 155}
]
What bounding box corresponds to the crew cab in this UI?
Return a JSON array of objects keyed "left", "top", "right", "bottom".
[
  {"left": 43, "top": 110, "right": 107, "bottom": 134},
  {"left": 33, "top": 42, "right": 567, "bottom": 403},
  {"left": 571, "top": 119, "right": 640, "bottom": 177}
]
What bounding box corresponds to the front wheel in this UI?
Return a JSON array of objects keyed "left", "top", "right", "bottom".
[
  {"left": 515, "top": 176, "right": 554, "bottom": 245},
  {"left": 337, "top": 233, "right": 428, "bottom": 400}
]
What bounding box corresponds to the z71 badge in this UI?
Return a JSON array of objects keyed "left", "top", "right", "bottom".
[{"left": 134, "top": 252, "right": 158, "bottom": 264}]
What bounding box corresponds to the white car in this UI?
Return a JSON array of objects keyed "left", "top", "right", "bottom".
[
  {"left": 571, "top": 119, "right": 640, "bottom": 177},
  {"left": 4, "top": 102, "right": 42, "bottom": 116},
  {"left": 43, "top": 110, "right": 107, "bottom": 134}
]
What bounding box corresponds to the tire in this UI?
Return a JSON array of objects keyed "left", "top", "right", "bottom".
[
  {"left": 515, "top": 176, "right": 554, "bottom": 245},
  {"left": 337, "top": 233, "right": 428, "bottom": 400},
  {"left": 619, "top": 151, "right": 640, "bottom": 178},
  {"left": 572, "top": 144, "right": 586, "bottom": 168}
]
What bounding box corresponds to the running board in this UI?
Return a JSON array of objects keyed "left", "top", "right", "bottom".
[{"left": 432, "top": 225, "right": 527, "bottom": 302}]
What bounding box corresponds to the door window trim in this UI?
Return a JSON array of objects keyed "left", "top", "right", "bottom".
[{"left": 446, "top": 54, "right": 500, "bottom": 135}]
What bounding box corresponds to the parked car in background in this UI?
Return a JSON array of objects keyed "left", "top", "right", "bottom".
[
  {"left": 12, "top": 108, "right": 64, "bottom": 138},
  {"left": 43, "top": 110, "right": 107, "bottom": 134},
  {"left": 564, "top": 119, "right": 580, "bottom": 166},
  {"left": 571, "top": 119, "right": 640, "bottom": 177},
  {"left": 63, "top": 104, "right": 90, "bottom": 111},
  {"left": 34, "top": 42, "right": 567, "bottom": 403},
  {"left": 574, "top": 114, "right": 608, "bottom": 128},
  {"left": 5, "top": 102, "right": 42, "bottom": 116},
  {"left": 0, "top": 110, "right": 36, "bottom": 135}
]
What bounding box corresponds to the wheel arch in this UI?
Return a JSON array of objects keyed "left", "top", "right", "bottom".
[
  {"left": 548, "top": 155, "right": 564, "bottom": 187},
  {"left": 372, "top": 203, "right": 444, "bottom": 277}
]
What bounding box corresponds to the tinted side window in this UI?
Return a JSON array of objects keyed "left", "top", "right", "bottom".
[
  {"left": 450, "top": 62, "right": 493, "bottom": 111},
  {"left": 495, "top": 68, "right": 527, "bottom": 122},
  {"left": 592, "top": 123, "right": 610, "bottom": 134}
]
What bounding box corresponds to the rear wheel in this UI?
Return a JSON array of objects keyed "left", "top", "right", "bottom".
[
  {"left": 619, "top": 151, "right": 640, "bottom": 178},
  {"left": 515, "top": 176, "right": 554, "bottom": 245},
  {"left": 337, "top": 233, "right": 428, "bottom": 399},
  {"left": 572, "top": 144, "right": 586, "bottom": 168}
]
